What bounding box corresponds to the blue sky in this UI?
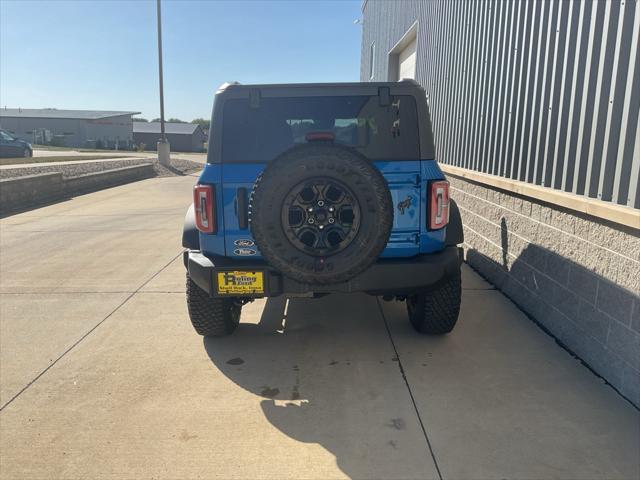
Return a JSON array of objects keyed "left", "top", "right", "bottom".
[{"left": 0, "top": 0, "right": 363, "bottom": 120}]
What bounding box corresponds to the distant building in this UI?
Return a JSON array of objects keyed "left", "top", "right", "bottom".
[
  {"left": 133, "top": 122, "right": 207, "bottom": 153},
  {"left": 0, "top": 108, "right": 140, "bottom": 149}
]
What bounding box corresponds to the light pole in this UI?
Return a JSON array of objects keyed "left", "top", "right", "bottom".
[{"left": 156, "top": 0, "right": 170, "bottom": 166}]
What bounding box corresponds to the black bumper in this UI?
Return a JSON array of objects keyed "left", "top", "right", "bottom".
[{"left": 185, "top": 246, "right": 463, "bottom": 297}]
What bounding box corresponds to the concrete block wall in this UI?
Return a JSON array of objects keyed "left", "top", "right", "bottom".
[
  {"left": 65, "top": 164, "right": 155, "bottom": 195},
  {"left": 0, "top": 164, "right": 155, "bottom": 215},
  {"left": 448, "top": 174, "right": 640, "bottom": 407},
  {"left": 0, "top": 173, "right": 66, "bottom": 210}
]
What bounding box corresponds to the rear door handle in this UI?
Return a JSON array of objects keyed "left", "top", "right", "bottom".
[{"left": 236, "top": 187, "right": 248, "bottom": 229}]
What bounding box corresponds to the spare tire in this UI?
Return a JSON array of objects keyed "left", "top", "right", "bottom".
[{"left": 250, "top": 144, "right": 393, "bottom": 285}]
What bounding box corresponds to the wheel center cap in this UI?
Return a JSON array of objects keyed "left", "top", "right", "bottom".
[
  {"left": 315, "top": 209, "right": 328, "bottom": 222},
  {"left": 282, "top": 177, "right": 361, "bottom": 257}
]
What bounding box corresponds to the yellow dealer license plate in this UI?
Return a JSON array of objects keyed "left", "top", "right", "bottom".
[{"left": 217, "top": 271, "right": 264, "bottom": 295}]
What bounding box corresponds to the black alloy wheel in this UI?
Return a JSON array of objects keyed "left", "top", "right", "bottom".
[{"left": 282, "top": 178, "right": 361, "bottom": 257}]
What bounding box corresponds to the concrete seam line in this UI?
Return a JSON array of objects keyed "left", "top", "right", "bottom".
[
  {"left": 375, "top": 297, "right": 444, "bottom": 480},
  {"left": 441, "top": 164, "right": 640, "bottom": 229},
  {"left": 0, "top": 250, "right": 184, "bottom": 413}
]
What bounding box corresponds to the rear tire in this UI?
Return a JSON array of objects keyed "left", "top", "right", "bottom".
[
  {"left": 186, "top": 273, "right": 240, "bottom": 337},
  {"left": 406, "top": 271, "right": 461, "bottom": 334}
]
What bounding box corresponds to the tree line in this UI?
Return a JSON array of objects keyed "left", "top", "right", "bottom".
[{"left": 133, "top": 117, "right": 210, "bottom": 129}]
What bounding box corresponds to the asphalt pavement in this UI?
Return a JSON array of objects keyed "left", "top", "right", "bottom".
[{"left": 0, "top": 175, "right": 638, "bottom": 479}]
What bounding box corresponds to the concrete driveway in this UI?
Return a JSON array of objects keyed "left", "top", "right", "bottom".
[{"left": 0, "top": 176, "right": 638, "bottom": 479}]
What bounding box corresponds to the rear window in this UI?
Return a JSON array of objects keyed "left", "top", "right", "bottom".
[{"left": 222, "top": 95, "right": 419, "bottom": 162}]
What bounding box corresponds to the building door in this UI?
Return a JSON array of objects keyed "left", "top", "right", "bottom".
[{"left": 397, "top": 37, "right": 417, "bottom": 80}]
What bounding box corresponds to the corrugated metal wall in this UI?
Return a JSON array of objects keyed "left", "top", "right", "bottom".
[{"left": 361, "top": 0, "right": 640, "bottom": 208}]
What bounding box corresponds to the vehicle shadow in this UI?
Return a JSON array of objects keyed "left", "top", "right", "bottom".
[
  {"left": 465, "top": 218, "right": 639, "bottom": 407},
  {"left": 203, "top": 294, "right": 439, "bottom": 479}
]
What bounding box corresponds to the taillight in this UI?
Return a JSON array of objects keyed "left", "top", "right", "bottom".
[
  {"left": 305, "top": 131, "right": 336, "bottom": 142},
  {"left": 429, "top": 180, "right": 449, "bottom": 230},
  {"left": 194, "top": 184, "right": 216, "bottom": 233}
]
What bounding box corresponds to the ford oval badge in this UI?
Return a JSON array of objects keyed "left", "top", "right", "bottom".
[{"left": 234, "top": 239, "right": 255, "bottom": 247}]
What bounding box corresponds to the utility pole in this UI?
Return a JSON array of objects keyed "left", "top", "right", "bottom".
[{"left": 156, "top": 0, "right": 170, "bottom": 166}]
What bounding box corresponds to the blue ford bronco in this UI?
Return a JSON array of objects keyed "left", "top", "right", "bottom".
[{"left": 183, "top": 81, "right": 463, "bottom": 337}]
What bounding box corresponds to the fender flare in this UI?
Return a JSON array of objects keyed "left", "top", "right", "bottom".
[
  {"left": 182, "top": 204, "right": 200, "bottom": 250},
  {"left": 445, "top": 199, "right": 464, "bottom": 246}
]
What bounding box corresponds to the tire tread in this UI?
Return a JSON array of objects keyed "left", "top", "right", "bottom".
[
  {"left": 186, "top": 273, "right": 240, "bottom": 337},
  {"left": 250, "top": 144, "right": 393, "bottom": 284},
  {"left": 407, "top": 272, "right": 461, "bottom": 334}
]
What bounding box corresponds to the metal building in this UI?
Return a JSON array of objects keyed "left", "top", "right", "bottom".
[
  {"left": 0, "top": 108, "right": 140, "bottom": 149},
  {"left": 133, "top": 122, "right": 207, "bottom": 153},
  {"left": 361, "top": 0, "right": 640, "bottom": 407},
  {"left": 361, "top": 0, "right": 640, "bottom": 208}
]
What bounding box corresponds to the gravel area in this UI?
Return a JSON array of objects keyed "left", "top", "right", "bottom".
[
  {"left": 153, "top": 158, "right": 203, "bottom": 177},
  {"left": 0, "top": 158, "right": 202, "bottom": 180}
]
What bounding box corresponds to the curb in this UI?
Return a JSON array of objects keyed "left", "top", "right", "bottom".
[{"left": 0, "top": 163, "right": 156, "bottom": 216}]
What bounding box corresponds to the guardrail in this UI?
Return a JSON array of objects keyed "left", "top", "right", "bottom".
[{"left": 0, "top": 163, "right": 155, "bottom": 215}]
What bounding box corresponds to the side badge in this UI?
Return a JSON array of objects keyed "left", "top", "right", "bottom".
[
  {"left": 234, "top": 239, "right": 255, "bottom": 247},
  {"left": 234, "top": 248, "right": 257, "bottom": 256},
  {"left": 397, "top": 196, "right": 412, "bottom": 215}
]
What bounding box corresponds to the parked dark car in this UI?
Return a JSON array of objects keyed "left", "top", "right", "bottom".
[{"left": 0, "top": 129, "right": 32, "bottom": 158}]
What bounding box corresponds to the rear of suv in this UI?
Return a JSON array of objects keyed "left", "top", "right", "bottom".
[{"left": 183, "top": 81, "right": 463, "bottom": 337}]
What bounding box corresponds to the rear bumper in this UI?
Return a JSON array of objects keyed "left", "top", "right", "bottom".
[{"left": 185, "top": 246, "right": 463, "bottom": 297}]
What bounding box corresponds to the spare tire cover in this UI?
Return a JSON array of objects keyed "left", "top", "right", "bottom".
[{"left": 250, "top": 144, "right": 393, "bottom": 284}]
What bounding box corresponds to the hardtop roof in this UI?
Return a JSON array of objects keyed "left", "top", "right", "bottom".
[{"left": 216, "top": 80, "right": 424, "bottom": 95}]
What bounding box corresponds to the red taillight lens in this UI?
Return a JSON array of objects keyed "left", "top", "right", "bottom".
[
  {"left": 429, "top": 180, "right": 450, "bottom": 230},
  {"left": 194, "top": 184, "right": 216, "bottom": 233},
  {"left": 305, "top": 131, "right": 336, "bottom": 142}
]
